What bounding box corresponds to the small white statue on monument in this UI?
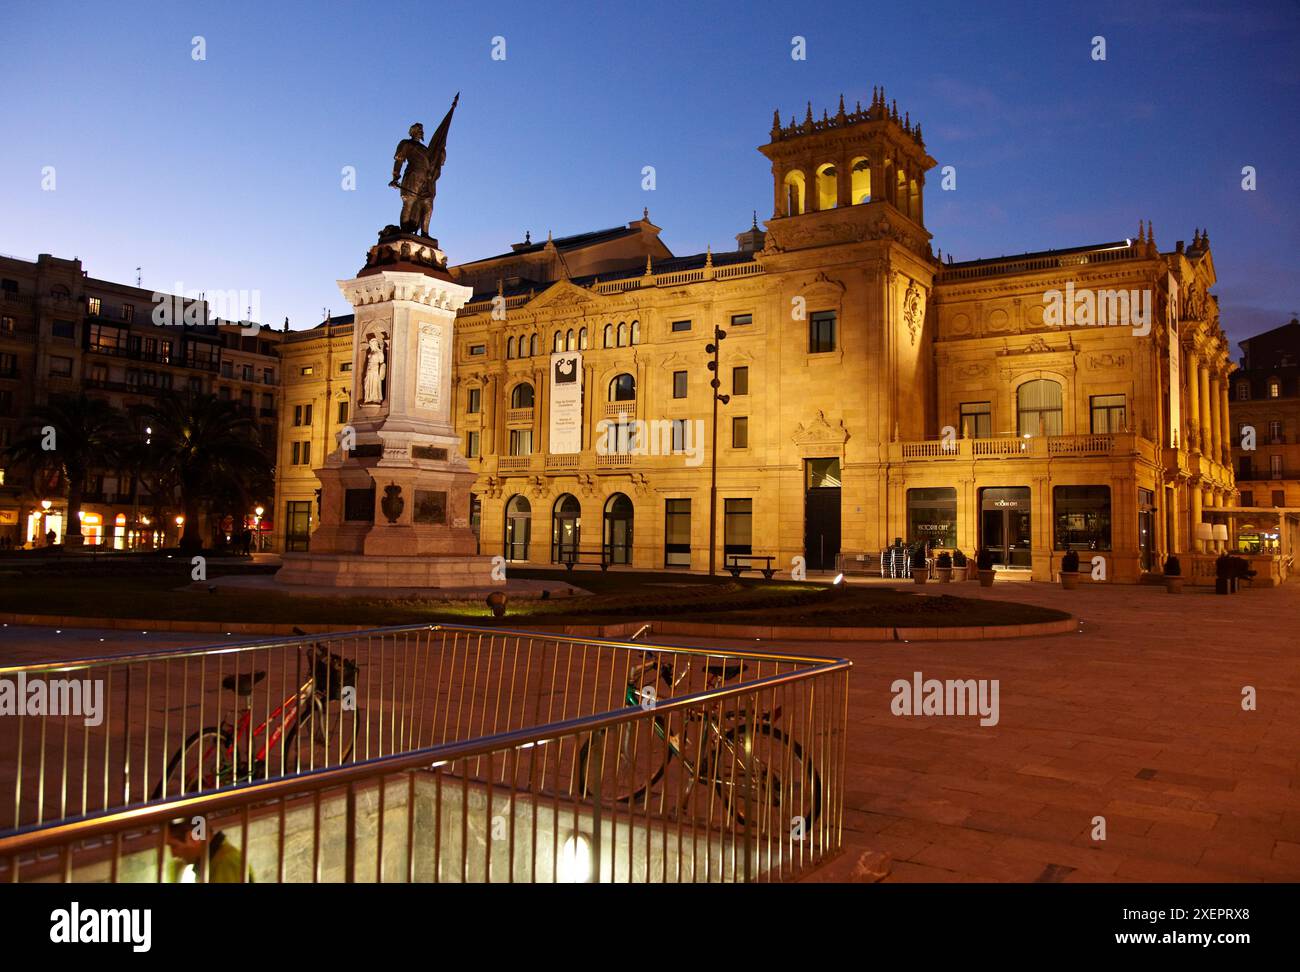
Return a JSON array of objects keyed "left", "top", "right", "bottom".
[{"left": 362, "top": 335, "right": 387, "bottom": 404}]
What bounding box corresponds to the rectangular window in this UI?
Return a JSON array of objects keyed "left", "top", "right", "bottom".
[
  {"left": 1268, "top": 420, "right": 1283, "bottom": 443},
  {"left": 730, "top": 313, "right": 752, "bottom": 327},
  {"left": 339, "top": 361, "right": 352, "bottom": 372},
  {"left": 907, "top": 487, "right": 957, "bottom": 547},
  {"left": 1053, "top": 485, "right": 1112, "bottom": 551},
  {"left": 294, "top": 403, "right": 313, "bottom": 427},
  {"left": 672, "top": 371, "right": 687, "bottom": 399},
  {"left": 0, "top": 316, "right": 13, "bottom": 334},
  {"left": 121, "top": 303, "right": 134, "bottom": 323},
  {"left": 337, "top": 400, "right": 348, "bottom": 423},
  {"left": 732, "top": 416, "right": 749, "bottom": 449},
  {"left": 242, "top": 364, "right": 253, "bottom": 381},
  {"left": 664, "top": 499, "right": 691, "bottom": 567},
  {"left": 509, "top": 429, "right": 532, "bottom": 456},
  {"left": 1270, "top": 454, "right": 1283, "bottom": 477},
  {"left": 467, "top": 388, "right": 481, "bottom": 414},
  {"left": 733, "top": 366, "right": 749, "bottom": 396},
  {"left": 670, "top": 320, "right": 692, "bottom": 333},
  {"left": 959, "top": 402, "right": 992, "bottom": 439},
  {"left": 468, "top": 344, "right": 486, "bottom": 356},
  {"left": 52, "top": 320, "right": 76, "bottom": 339},
  {"left": 1272, "top": 490, "right": 1285, "bottom": 507},
  {"left": 219, "top": 386, "right": 232, "bottom": 401},
  {"left": 87, "top": 297, "right": 102, "bottom": 315},
  {"left": 263, "top": 368, "right": 274, "bottom": 383},
  {"left": 221, "top": 361, "right": 234, "bottom": 378},
  {"left": 50, "top": 356, "right": 73, "bottom": 378},
  {"left": 671, "top": 419, "right": 689, "bottom": 453},
  {"left": 0, "top": 352, "right": 16, "bottom": 376},
  {"left": 240, "top": 389, "right": 253, "bottom": 407},
  {"left": 465, "top": 430, "right": 480, "bottom": 458},
  {"left": 808, "top": 310, "right": 836, "bottom": 353},
  {"left": 300, "top": 366, "right": 314, "bottom": 376},
  {"left": 1240, "top": 490, "right": 1254, "bottom": 507},
  {"left": 284, "top": 500, "right": 312, "bottom": 552},
  {"left": 723, "top": 498, "right": 753, "bottom": 557},
  {"left": 1237, "top": 382, "right": 1250, "bottom": 401},
  {"left": 1089, "top": 394, "right": 1127, "bottom": 434}
]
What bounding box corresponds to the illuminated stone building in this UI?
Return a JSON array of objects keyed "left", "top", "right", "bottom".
[{"left": 275, "top": 91, "right": 1236, "bottom": 582}]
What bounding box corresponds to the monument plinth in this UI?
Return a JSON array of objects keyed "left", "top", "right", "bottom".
[{"left": 277, "top": 95, "right": 494, "bottom": 588}]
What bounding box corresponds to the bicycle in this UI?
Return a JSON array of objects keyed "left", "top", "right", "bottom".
[
  {"left": 152, "top": 644, "right": 360, "bottom": 800},
  {"left": 576, "top": 655, "right": 821, "bottom": 829}
]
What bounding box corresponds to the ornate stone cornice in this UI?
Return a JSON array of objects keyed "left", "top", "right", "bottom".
[{"left": 337, "top": 270, "right": 473, "bottom": 311}]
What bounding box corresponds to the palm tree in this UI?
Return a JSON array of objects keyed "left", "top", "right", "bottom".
[
  {"left": 4, "top": 394, "right": 125, "bottom": 547},
  {"left": 133, "top": 392, "right": 270, "bottom": 553}
]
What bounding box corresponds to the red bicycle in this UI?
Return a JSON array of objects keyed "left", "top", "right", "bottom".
[{"left": 152, "top": 645, "right": 359, "bottom": 800}]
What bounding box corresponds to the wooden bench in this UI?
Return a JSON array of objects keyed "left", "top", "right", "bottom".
[
  {"left": 725, "top": 554, "right": 778, "bottom": 579},
  {"left": 560, "top": 551, "right": 610, "bottom": 572}
]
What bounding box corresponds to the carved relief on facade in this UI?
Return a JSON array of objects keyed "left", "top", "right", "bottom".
[{"left": 902, "top": 279, "right": 926, "bottom": 346}]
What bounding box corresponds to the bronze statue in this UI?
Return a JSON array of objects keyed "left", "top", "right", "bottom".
[{"left": 390, "top": 93, "right": 458, "bottom": 237}]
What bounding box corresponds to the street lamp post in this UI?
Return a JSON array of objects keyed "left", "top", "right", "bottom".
[{"left": 705, "top": 326, "right": 730, "bottom": 575}]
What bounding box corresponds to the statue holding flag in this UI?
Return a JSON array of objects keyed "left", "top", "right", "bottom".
[{"left": 390, "top": 93, "right": 458, "bottom": 237}]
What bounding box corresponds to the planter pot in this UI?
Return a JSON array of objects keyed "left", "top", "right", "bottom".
[
  {"left": 485, "top": 591, "right": 509, "bottom": 617},
  {"left": 978, "top": 569, "right": 996, "bottom": 587},
  {"left": 1164, "top": 575, "right": 1183, "bottom": 593},
  {"left": 1060, "top": 571, "right": 1080, "bottom": 590},
  {"left": 912, "top": 569, "right": 929, "bottom": 585},
  {"left": 951, "top": 566, "right": 968, "bottom": 582},
  {"left": 935, "top": 567, "right": 953, "bottom": 583}
]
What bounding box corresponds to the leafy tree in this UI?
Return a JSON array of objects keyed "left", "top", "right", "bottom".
[{"left": 4, "top": 394, "right": 125, "bottom": 546}]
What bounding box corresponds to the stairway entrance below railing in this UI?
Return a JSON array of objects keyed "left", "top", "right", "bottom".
[{"left": 0, "top": 624, "right": 849, "bottom": 883}]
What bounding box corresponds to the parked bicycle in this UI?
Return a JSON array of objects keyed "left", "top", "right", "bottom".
[
  {"left": 576, "top": 654, "right": 821, "bottom": 828},
  {"left": 152, "top": 644, "right": 360, "bottom": 800}
]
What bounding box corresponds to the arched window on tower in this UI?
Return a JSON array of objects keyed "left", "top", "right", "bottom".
[
  {"left": 816, "top": 163, "right": 838, "bottom": 210},
  {"left": 783, "top": 170, "right": 806, "bottom": 216},
  {"left": 851, "top": 157, "right": 871, "bottom": 204}
]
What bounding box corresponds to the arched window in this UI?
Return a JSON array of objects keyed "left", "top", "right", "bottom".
[
  {"left": 850, "top": 157, "right": 871, "bottom": 204},
  {"left": 816, "top": 163, "right": 838, "bottom": 210},
  {"left": 506, "top": 337, "right": 516, "bottom": 359},
  {"left": 617, "top": 322, "right": 628, "bottom": 347},
  {"left": 579, "top": 327, "right": 588, "bottom": 350},
  {"left": 630, "top": 320, "right": 640, "bottom": 345},
  {"left": 505, "top": 495, "right": 531, "bottom": 561},
  {"left": 566, "top": 328, "right": 575, "bottom": 351},
  {"left": 603, "top": 323, "right": 613, "bottom": 348},
  {"left": 553, "top": 331, "right": 563, "bottom": 353},
  {"left": 511, "top": 382, "right": 535, "bottom": 409},
  {"left": 908, "top": 178, "right": 920, "bottom": 220},
  {"left": 529, "top": 333, "right": 539, "bottom": 357},
  {"left": 551, "top": 493, "right": 581, "bottom": 563},
  {"left": 609, "top": 373, "right": 636, "bottom": 401},
  {"left": 783, "top": 171, "right": 806, "bottom": 216},
  {"left": 1017, "top": 379, "right": 1063, "bottom": 436},
  {"left": 604, "top": 493, "right": 634, "bottom": 565},
  {"left": 895, "top": 167, "right": 907, "bottom": 208}
]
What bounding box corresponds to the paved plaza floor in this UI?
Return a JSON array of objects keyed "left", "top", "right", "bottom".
[{"left": 2, "top": 578, "right": 1296, "bottom": 882}]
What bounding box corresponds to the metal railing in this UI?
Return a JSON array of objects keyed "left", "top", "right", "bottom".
[{"left": 0, "top": 624, "right": 848, "bottom": 882}]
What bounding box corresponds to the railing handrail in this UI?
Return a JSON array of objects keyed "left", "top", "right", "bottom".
[
  {"left": 0, "top": 621, "right": 843, "bottom": 684},
  {"left": 0, "top": 651, "right": 849, "bottom": 857}
]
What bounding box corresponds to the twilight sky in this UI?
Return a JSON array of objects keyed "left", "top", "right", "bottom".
[{"left": 2, "top": 0, "right": 1297, "bottom": 349}]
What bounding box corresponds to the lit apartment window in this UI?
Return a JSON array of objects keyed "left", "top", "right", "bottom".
[
  {"left": 960, "top": 402, "right": 992, "bottom": 438},
  {"left": 467, "top": 387, "right": 481, "bottom": 414},
  {"left": 509, "top": 429, "right": 532, "bottom": 456},
  {"left": 733, "top": 366, "right": 749, "bottom": 396},
  {"left": 732, "top": 416, "right": 749, "bottom": 448},
  {"left": 1090, "top": 394, "right": 1127, "bottom": 434},
  {"left": 87, "top": 297, "right": 101, "bottom": 315},
  {"left": 808, "top": 311, "right": 836, "bottom": 353},
  {"left": 672, "top": 371, "right": 687, "bottom": 399},
  {"left": 1268, "top": 379, "right": 1281, "bottom": 398}
]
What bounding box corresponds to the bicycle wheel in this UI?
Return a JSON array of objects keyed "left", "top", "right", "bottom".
[
  {"left": 576, "top": 717, "right": 673, "bottom": 805},
  {"left": 708, "top": 724, "right": 822, "bottom": 831},
  {"left": 151, "top": 727, "right": 234, "bottom": 800},
  {"left": 285, "top": 695, "right": 358, "bottom": 773}
]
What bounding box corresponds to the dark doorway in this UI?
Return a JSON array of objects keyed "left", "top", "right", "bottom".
[
  {"left": 804, "top": 457, "right": 842, "bottom": 571},
  {"left": 980, "top": 486, "right": 1031, "bottom": 568},
  {"left": 604, "top": 493, "right": 633, "bottom": 565},
  {"left": 551, "top": 493, "right": 581, "bottom": 563}
]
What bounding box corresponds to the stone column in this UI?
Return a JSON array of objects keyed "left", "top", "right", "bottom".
[
  {"left": 1191, "top": 484, "right": 1204, "bottom": 553},
  {"left": 1219, "top": 380, "right": 1233, "bottom": 463},
  {"left": 805, "top": 163, "right": 819, "bottom": 212},
  {"left": 1198, "top": 364, "right": 1213, "bottom": 458},
  {"left": 1185, "top": 347, "right": 1200, "bottom": 451},
  {"left": 1209, "top": 374, "right": 1222, "bottom": 466},
  {"left": 836, "top": 156, "right": 852, "bottom": 211}
]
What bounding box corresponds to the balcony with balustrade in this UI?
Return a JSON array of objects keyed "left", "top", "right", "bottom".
[{"left": 888, "top": 431, "right": 1158, "bottom": 465}]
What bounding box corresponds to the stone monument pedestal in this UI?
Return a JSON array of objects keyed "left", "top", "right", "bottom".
[{"left": 276, "top": 230, "right": 495, "bottom": 589}]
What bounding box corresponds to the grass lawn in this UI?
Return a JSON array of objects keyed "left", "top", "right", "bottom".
[{"left": 0, "top": 563, "right": 1068, "bottom": 629}]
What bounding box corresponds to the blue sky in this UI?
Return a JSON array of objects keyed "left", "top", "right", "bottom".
[{"left": 2, "top": 0, "right": 1297, "bottom": 346}]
